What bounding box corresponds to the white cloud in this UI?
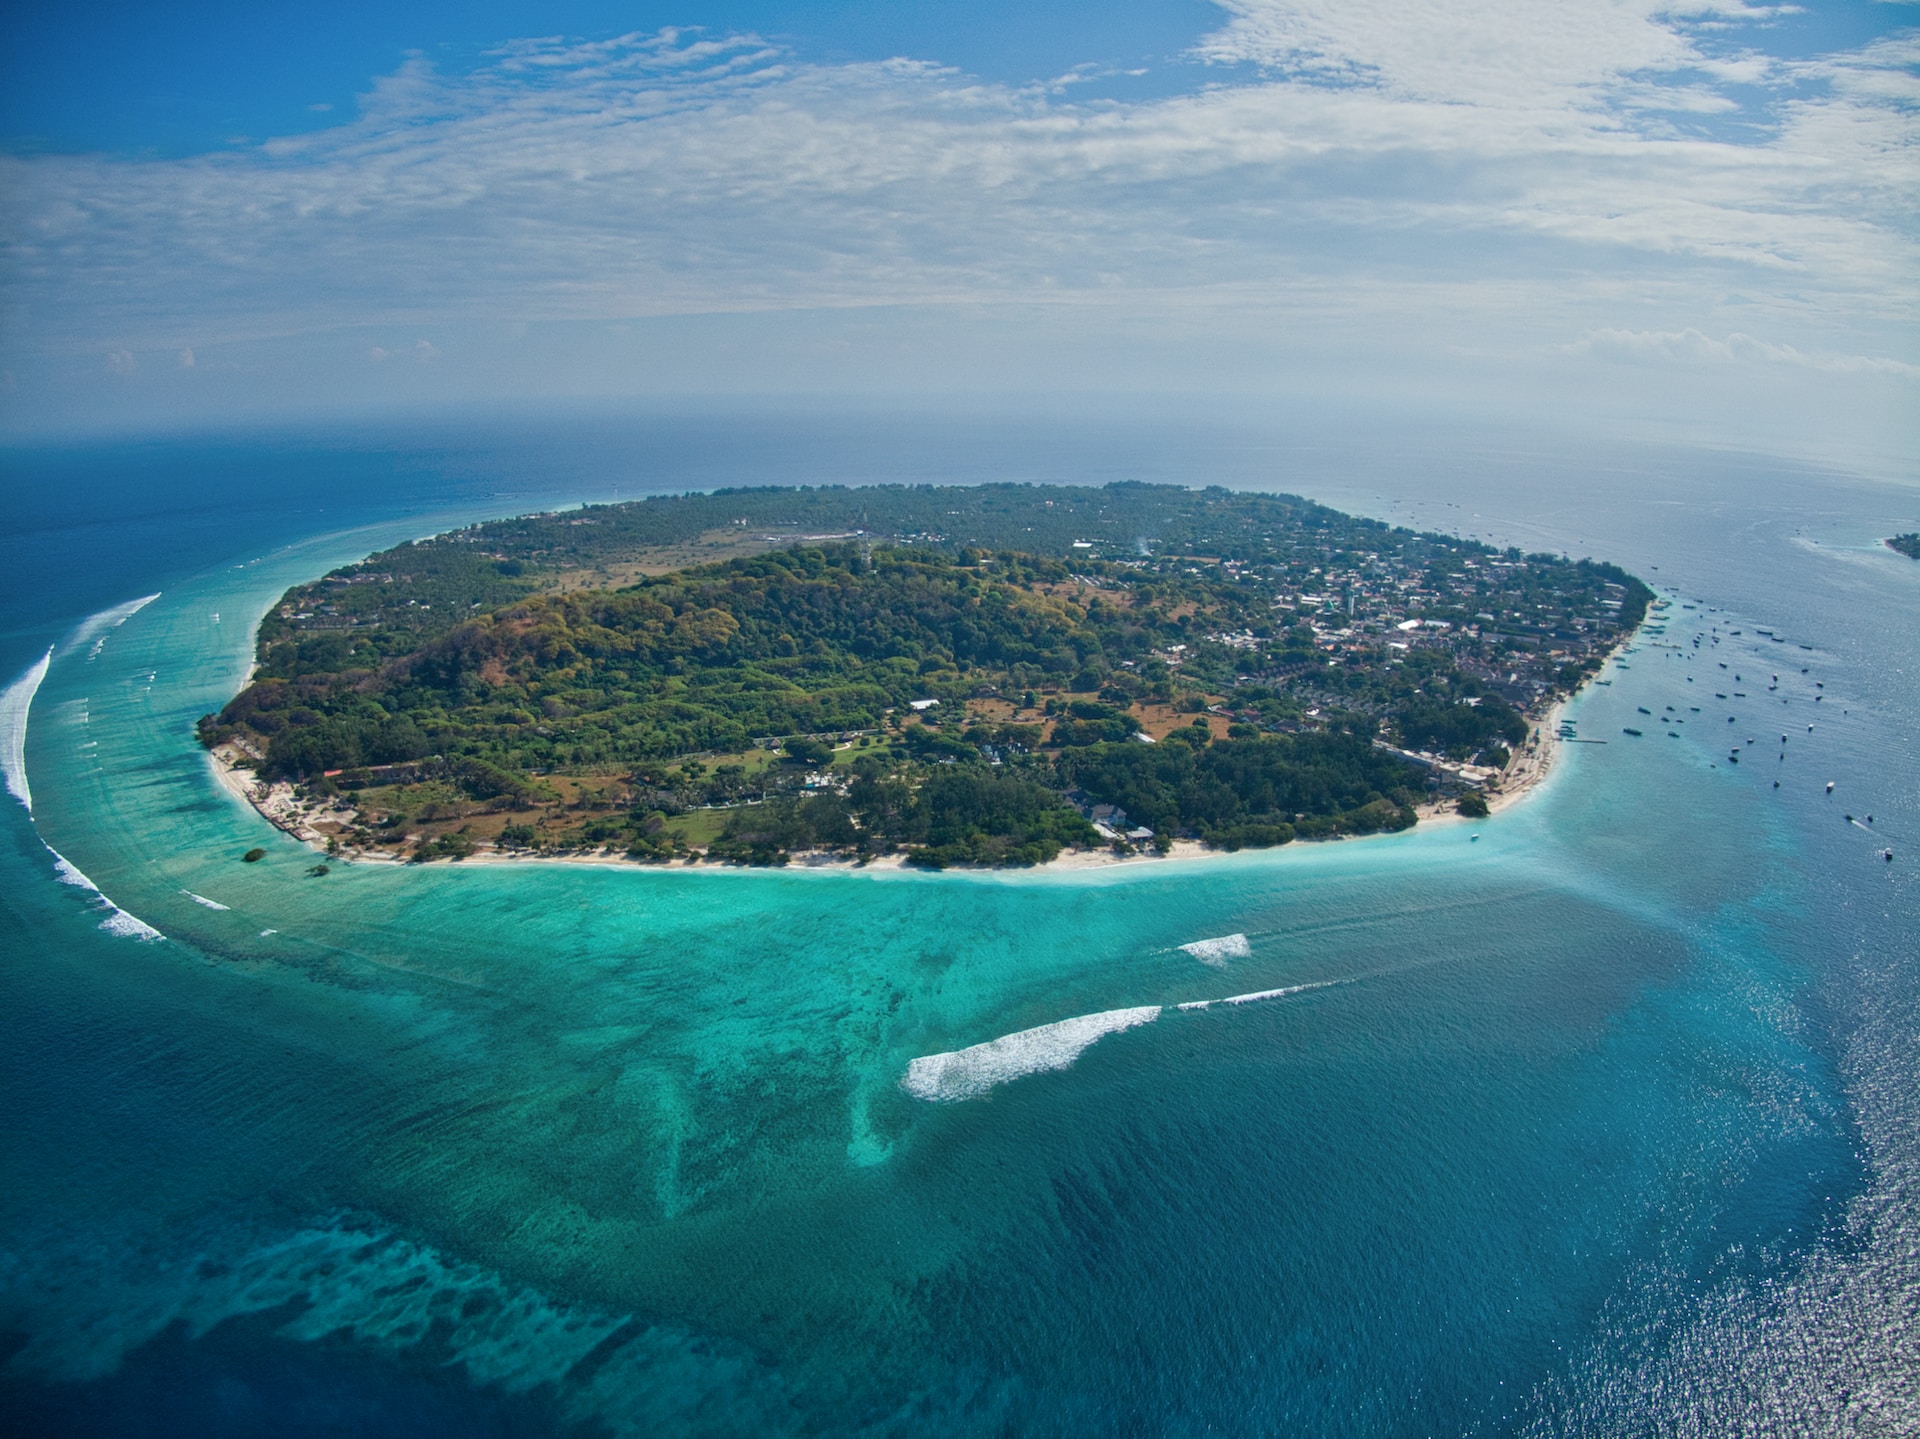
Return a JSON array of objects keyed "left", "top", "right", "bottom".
[
  {"left": 1571, "top": 326, "right": 1920, "bottom": 374},
  {"left": 106, "top": 349, "right": 137, "bottom": 375},
  {"left": 0, "top": 15, "right": 1912, "bottom": 437},
  {"left": 1193, "top": 0, "right": 1716, "bottom": 105}
]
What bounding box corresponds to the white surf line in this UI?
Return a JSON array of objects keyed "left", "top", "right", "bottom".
[
  {"left": 181, "top": 890, "right": 232, "bottom": 911},
  {"left": 903, "top": 975, "right": 1369, "bottom": 1102},
  {"left": 902, "top": 1006, "right": 1164, "bottom": 1102},
  {"left": 1179, "top": 933, "right": 1251, "bottom": 967},
  {"left": 1176, "top": 977, "right": 1348, "bottom": 1011},
  {"left": 46, "top": 843, "right": 164, "bottom": 942},
  {"left": 1, "top": 648, "right": 54, "bottom": 813},
  {"left": 3, "top": 594, "right": 164, "bottom": 812},
  {"left": 72, "top": 592, "right": 161, "bottom": 661}
]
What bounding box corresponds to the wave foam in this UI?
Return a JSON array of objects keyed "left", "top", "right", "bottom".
[
  {"left": 902, "top": 1006, "right": 1162, "bottom": 1102},
  {"left": 2, "top": 594, "right": 162, "bottom": 812},
  {"left": 1223, "top": 979, "right": 1341, "bottom": 1005},
  {"left": 71, "top": 593, "right": 161, "bottom": 660},
  {"left": 2, "top": 648, "right": 54, "bottom": 813},
  {"left": 182, "top": 890, "right": 231, "bottom": 911},
  {"left": 51, "top": 852, "right": 93, "bottom": 888},
  {"left": 45, "top": 844, "right": 164, "bottom": 942},
  {"left": 1179, "top": 978, "right": 1344, "bottom": 1011},
  {"left": 98, "top": 909, "right": 165, "bottom": 941},
  {"left": 1180, "top": 933, "right": 1251, "bottom": 967}
]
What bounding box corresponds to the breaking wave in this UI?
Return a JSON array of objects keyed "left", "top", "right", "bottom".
[
  {"left": 97, "top": 909, "right": 166, "bottom": 941},
  {"left": 71, "top": 592, "right": 161, "bottom": 660},
  {"left": 902, "top": 1006, "right": 1163, "bottom": 1102},
  {"left": 182, "top": 890, "right": 231, "bottom": 911},
  {"left": 1179, "top": 979, "right": 1346, "bottom": 1011},
  {"left": 904, "top": 976, "right": 1360, "bottom": 1100},
  {"left": 2, "top": 595, "right": 163, "bottom": 814},
  {"left": 2, "top": 648, "right": 54, "bottom": 813},
  {"left": 46, "top": 844, "right": 164, "bottom": 942},
  {"left": 1222, "top": 979, "right": 1343, "bottom": 1004},
  {"left": 1180, "top": 933, "right": 1251, "bottom": 967}
]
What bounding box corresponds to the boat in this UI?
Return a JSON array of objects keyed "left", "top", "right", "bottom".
[{"left": 1623, "top": 728, "right": 1643, "bottom": 737}]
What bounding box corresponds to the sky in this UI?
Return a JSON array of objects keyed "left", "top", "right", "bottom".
[{"left": 1, "top": 0, "right": 1915, "bottom": 460}]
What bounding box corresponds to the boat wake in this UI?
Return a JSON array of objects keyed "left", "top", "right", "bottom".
[
  {"left": 2, "top": 648, "right": 54, "bottom": 813},
  {"left": 902, "top": 1006, "right": 1163, "bottom": 1102},
  {"left": 48, "top": 844, "right": 164, "bottom": 942}
]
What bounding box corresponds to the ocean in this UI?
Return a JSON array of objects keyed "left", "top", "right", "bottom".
[{"left": 1, "top": 410, "right": 1914, "bottom": 1437}]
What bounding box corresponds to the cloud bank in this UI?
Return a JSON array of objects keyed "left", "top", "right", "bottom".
[{"left": 0, "top": 5, "right": 1913, "bottom": 443}]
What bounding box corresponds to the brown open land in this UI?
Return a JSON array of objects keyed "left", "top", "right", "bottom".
[{"left": 539, "top": 527, "right": 800, "bottom": 593}]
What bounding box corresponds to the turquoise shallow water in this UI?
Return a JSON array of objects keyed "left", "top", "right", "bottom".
[{"left": 1, "top": 418, "right": 1915, "bottom": 1435}]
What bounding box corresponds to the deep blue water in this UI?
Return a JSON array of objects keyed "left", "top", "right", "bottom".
[{"left": 1, "top": 411, "right": 1915, "bottom": 1437}]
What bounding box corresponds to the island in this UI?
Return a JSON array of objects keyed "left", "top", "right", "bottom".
[
  {"left": 1888, "top": 533, "right": 1920, "bottom": 560},
  {"left": 198, "top": 483, "right": 1652, "bottom": 868}
]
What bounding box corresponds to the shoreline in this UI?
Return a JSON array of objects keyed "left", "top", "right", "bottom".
[
  {"left": 205, "top": 742, "right": 1274, "bottom": 875},
  {"left": 205, "top": 691, "right": 1571, "bottom": 877},
  {"left": 1493, "top": 695, "right": 1567, "bottom": 816},
  {"left": 188, "top": 490, "right": 1646, "bottom": 881},
  {"left": 1405, "top": 694, "right": 1566, "bottom": 829}
]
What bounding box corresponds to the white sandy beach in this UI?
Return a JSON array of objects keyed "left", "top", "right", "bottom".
[{"left": 207, "top": 700, "right": 1566, "bottom": 876}]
